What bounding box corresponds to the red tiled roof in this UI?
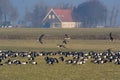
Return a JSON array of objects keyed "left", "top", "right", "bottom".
[{"left": 53, "top": 8, "right": 73, "bottom": 22}]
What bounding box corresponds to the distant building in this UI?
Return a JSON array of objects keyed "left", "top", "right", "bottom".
[
  {"left": 0, "top": 21, "right": 13, "bottom": 28},
  {"left": 96, "top": 25, "right": 105, "bottom": 28},
  {"left": 42, "top": 8, "right": 81, "bottom": 28}
]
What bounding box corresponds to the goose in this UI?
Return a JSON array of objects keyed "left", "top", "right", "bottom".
[
  {"left": 64, "top": 34, "right": 70, "bottom": 40},
  {"left": 39, "top": 34, "right": 45, "bottom": 44},
  {"left": 109, "top": 32, "right": 113, "bottom": 41}
]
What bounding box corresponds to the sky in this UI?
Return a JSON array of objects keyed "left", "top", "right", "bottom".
[
  {"left": 10, "top": 0, "right": 86, "bottom": 19},
  {"left": 10, "top": 0, "right": 120, "bottom": 25}
]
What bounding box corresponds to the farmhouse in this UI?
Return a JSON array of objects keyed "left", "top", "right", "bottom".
[{"left": 42, "top": 8, "right": 81, "bottom": 28}]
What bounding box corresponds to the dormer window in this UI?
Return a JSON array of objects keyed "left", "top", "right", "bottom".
[
  {"left": 52, "top": 15, "right": 55, "bottom": 19},
  {"left": 49, "top": 15, "right": 51, "bottom": 19}
]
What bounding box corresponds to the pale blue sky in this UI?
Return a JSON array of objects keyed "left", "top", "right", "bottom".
[{"left": 10, "top": 0, "right": 87, "bottom": 19}]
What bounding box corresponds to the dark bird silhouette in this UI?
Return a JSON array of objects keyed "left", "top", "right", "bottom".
[
  {"left": 62, "top": 39, "right": 69, "bottom": 44},
  {"left": 62, "top": 39, "right": 67, "bottom": 44},
  {"left": 39, "top": 34, "right": 45, "bottom": 44},
  {"left": 64, "top": 34, "right": 70, "bottom": 40},
  {"left": 63, "top": 34, "right": 70, "bottom": 44},
  {"left": 109, "top": 32, "right": 113, "bottom": 41}
]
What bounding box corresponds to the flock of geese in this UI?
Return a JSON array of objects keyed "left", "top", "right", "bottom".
[
  {"left": 0, "top": 32, "right": 116, "bottom": 66},
  {"left": 0, "top": 49, "right": 120, "bottom": 66}
]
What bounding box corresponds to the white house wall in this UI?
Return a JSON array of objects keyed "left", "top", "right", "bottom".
[{"left": 61, "top": 22, "right": 81, "bottom": 28}]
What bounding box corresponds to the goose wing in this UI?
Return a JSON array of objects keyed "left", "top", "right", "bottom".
[{"left": 39, "top": 34, "right": 45, "bottom": 44}]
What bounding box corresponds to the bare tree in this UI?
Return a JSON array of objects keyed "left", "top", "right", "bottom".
[
  {"left": 113, "top": 7, "right": 119, "bottom": 26},
  {"left": 72, "top": 0, "right": 107, "bottom": 28},
  {"left": 0, "top": 7, "right": 2, "bottom": 23},
  {"left": 9, "top": 7, "right": 18, "bottom": 21},
  {"left": 24, "top": 2, "right": 48, "bottom": 27},
  {"left": 0, "top": 0, "right": 18, "bottom": 26},
  {"left": 109, "top": 6, "right": 115, "bottom": 26},
  {"left": 55, "top": 2, "right": 73, "bottom": 9}
]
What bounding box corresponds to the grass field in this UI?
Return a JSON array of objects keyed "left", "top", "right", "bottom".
[
  {"left": 0, "top": 39, "right": 120, "bottom": 52},
  {"left": 0, "top": 28, "right": 120, "bottom": 80},
  {"left": 0, "top": 28, "right": 120, "bottom": 40}
]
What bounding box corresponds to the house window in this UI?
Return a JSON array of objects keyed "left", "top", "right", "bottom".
[
  {"left": 52, "top": 15, "right": 55, "bottom": 19},
  {"left": 49, "top": 15, "right": 51, "bottom": 19}
]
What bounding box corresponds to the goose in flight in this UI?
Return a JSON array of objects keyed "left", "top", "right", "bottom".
[
  {"left": 62, "top": 39, "right": 69, "bottom": 44},
  {"left": 64, "top": 34, "right": 71, "bottom": 40},
  {"left": 109, "top": 32, "right": 113, "bottom": 41},
  {"left": 39, "top": 34, "right": 45, "bottom": 44}
]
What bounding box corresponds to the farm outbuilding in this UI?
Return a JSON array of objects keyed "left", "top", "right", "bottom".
[{"left": 42, "top": 8, "right": 81, "bottom": 28}]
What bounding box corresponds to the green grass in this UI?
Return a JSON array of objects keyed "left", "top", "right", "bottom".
[
  {"left": 0, "top": 28, "right": 120, "bottom": 39},
  {"left": 0, "top": 58, "right": 120, "bottom": 80},
  {"left": 0, "top": 28, "right": 120, "bottom": 80},
  {"left": 0, "top": 39, "right": 120, "bottom": 52}
]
